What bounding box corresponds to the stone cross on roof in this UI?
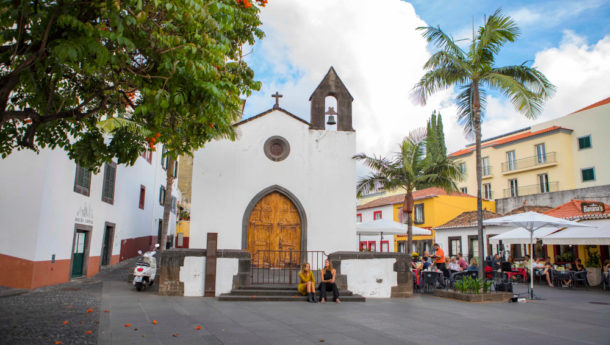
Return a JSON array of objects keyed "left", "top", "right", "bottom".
[{"left": 272, "top": 91, "right": 283, "bottom": 109}]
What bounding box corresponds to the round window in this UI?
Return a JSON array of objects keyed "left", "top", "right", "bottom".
[{"left": 264, "top": 136, "right": 290, "bottom": 162}]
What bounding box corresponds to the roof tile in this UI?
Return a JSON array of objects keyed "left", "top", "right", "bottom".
[{"left": 544, "top": 200, "right": 609, "bottom": 220}]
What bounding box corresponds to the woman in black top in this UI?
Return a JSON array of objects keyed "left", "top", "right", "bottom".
[{"left": 319, "top": 259, "right": 340, "bottom": 303}]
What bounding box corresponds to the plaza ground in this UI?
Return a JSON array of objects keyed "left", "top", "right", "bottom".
[{"left": 1, "top": 261, "right": 609, "bottom": 345}]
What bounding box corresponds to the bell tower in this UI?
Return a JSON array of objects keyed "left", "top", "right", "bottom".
[{"left": 309, "top": 67, "right": 354, "bottom": 131}]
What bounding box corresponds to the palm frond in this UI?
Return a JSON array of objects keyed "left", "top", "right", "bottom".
[
  {"left": 490, "top": 64, "right": 555, "bottom": 97},
  {"left": 484, "top": 70, "right": 552, "bottom": 119},
  {"left": 455, "top": 84, "right": 487, "bottom": 138},
  {"left": 417, "top": 25, "right": 466, "bottom": 61},
  {"left": 411, "top": 67, "right": 470, "bottom": 105},
  {"left": 474, "top": 9, "right": 520, "bottom": 66}
]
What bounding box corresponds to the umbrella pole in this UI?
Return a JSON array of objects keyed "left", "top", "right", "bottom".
[{"left": 530, "top": 230, "right": 534, "bottom": 300}]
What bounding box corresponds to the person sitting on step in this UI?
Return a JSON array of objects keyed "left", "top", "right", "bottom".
[
  {"left": 298, "top": 262, "right": 317, "bottom": 303},
  {"left": 319, "top": 259, "right": 341, "bottom": 304}
]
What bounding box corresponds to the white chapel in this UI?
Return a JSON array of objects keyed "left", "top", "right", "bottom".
[{"left": 190, "top": 67, "right": 357, "bottom": 259}]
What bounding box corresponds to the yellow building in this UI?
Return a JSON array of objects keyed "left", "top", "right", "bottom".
[
  {"left": 356, "top": 187, "right": 495, "bottom": 253},
  {"left": 450, "top": 97, "right": 610, "bottom": 200}
]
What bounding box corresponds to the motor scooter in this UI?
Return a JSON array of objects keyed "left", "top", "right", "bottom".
[{"left": 133, "top": 244, "right": 159, "bottom": 291}]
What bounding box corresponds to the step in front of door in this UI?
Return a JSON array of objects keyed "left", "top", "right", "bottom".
[{"left": 218, "top": 294, "right": 365, "bottom": 302}]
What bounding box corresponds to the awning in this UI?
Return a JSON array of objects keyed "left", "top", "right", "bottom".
[
  {"left": 488, "top": 226, "right": 561, "bottom": 244},
  {"left": 356, "top": 219, "right": 431, "bottom": 236},
  {"left": 542, "top": 219, "right": 610, "bottom": 245}
]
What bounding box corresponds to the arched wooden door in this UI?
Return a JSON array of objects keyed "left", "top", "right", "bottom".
[{"left": 248, "top": 192, "right": 301, "bottom": 268}]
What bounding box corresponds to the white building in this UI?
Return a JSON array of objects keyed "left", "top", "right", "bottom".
[
  {"left": 0, "top": 145, "right": 180, "bottom": 289},
  {"left": 190, "top": 68, "right": 357, "bottom": 261}
]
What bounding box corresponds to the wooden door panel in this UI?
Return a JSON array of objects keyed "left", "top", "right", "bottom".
[{"left": 248, "top": 192, "right": 301, "bottom": 268}]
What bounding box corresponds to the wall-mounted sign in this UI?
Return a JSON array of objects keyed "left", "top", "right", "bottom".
[
  {"left": 75, "top": 202, "right": 94, "bottom": 225},
  {"left": 581, "top": 202, "right": 605, "bottom": 214}
]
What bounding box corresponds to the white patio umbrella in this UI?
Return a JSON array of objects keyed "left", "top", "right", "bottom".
[
  {"left": 542, "top": 219, "right": 610, "bottom": 245},
  {"left": 483, "top": 212, "right": 595, "bottom": 300},
  {"left": 356, "top": 219, "right": 430, "bottom": 251},
  {"left": 489, "top": 226, "right": 560, "bottom": 244}
]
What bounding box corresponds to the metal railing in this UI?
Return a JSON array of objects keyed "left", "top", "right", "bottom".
[
  {"left": 250, "top": 250, "right": 327, "bottom": 285},
  {"left": 503, "top": 181, "right": 559, "bottom": 198},
  {"left": 501, "top": 152, "right": 557, "bottom": 172}
]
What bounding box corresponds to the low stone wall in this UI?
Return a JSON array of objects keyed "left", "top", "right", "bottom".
[
  {"left": 433, "top": 289, "right": 513, "bottom": 302},
  {"left": 328, "top": 252, "right": 413, "bottom": 298},
  {"left": 158, "top": 249, "right": 249, "bottom": 296}
]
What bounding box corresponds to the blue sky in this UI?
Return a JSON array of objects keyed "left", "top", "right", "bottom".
[{"left": 241, "top": 0, "right": 610, "bottom": 158}]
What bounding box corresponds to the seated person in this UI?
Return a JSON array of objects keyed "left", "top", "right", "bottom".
[
  {"left": 457, "top": 253, "right": 468, "bottom": 271},
  {"left": 298, "top": 262, "right": 317, "bottom": 303},
  {"left": 492, "top": 254, "right": 502, "bottom": 270},
  {"left": 422, "top": 252, "right": 432, "bottom": 270},
  {"left": 467, "top": 258, "right": 478, "bottom": 272},
  {"left": 542, "top": 261, "right": 554, "bottom": 287},
  {"left": 523, "top": 254, "right": 532, "bottom": 270},
  {"left": 573, "top": 258, "right": 585, "bottom": 272},
  {"left": 533, "top": 257, "right": 545, "bottom": 268},
  {"left": 603, "top": 259, "right": 610, "bottom": 286},
  {"left": 448, "top": 256, "right": 461, "bottom": 272},
  {"left": 319, "top": 259, "right": 340, "bottom": 303}
]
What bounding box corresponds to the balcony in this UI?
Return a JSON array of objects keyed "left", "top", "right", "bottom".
[
  {"left": 501, "top": 152, "right": 557, "bottom": 174},
  {"left": 503, "top": 181, "right": 559, "bottom": 198}
]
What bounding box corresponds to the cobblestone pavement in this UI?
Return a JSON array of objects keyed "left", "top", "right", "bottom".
[{"left": 0, "top": 259, "right": 136, "bottom": 345}]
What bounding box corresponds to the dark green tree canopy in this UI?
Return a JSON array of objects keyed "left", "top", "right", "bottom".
[
  {"left": 1, "top": 0, "right": 264, "bottom": 171},
  {"left": 424, "top": 110, "right": 446, "bottom": 164}
]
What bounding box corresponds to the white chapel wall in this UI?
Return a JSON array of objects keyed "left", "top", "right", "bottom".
[
  {"left": 191, "top": 110, "right": 357, "bottom": 253},
  {"left": 342, "top": 258, "right": 397, "bottom": 298}
]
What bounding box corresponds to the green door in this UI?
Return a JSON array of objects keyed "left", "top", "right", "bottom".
[
  {"left": 71, "top": 231, "right": 87, "bottom": 277},
  {"left": 101, "top": 226, "right": 111, "bottom": 266}
]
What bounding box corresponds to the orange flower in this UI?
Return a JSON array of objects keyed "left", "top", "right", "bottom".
[
  {"left": 244, "top": 0, "right": 251, "bottom": 8},
  {"left": 152, "top": 320, "right": 157, "bottom": 325},
  {"left": 67, "top": 305, "right": 72, "bottom": 309},
  {"left": 87, "top": 308, "right": 93, "bottom": 313},
  {"left": 172, "top": 333, "right": 179, "bottom": 337},
  {"left": 85, "top": 331, "right": 92, "bottom": 335},
  {"left": 55, "top": 342, "right": 63, "bottom": 345},
  {"left": 104, "top": 310, "right": 110, "bottom": 313},
  {"left": 155, "top": 132, "right": 161, "bottom": 138},
  {"left": 124, "top": 324, "right": 131, "bottom": 328},
  {"left": 63, "top": 321, "right": 69, "bottom": 325},
  {"left": 209, "top": 123, "right": 214, "bottom": 128},
  {"left": 195, "top": 325, "right": 202, "bottom": 330}
]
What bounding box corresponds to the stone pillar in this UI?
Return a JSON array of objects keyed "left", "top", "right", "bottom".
[{"left": 391, "top": 255, "right": 413, "bottom": 298}]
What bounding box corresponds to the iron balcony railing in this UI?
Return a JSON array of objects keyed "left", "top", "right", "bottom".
[
  {"left": 501, "top": 152, "right": 557, "bottom": 172},
  {"left": 503, "top": 181, "right": 559, "bottom": 198}
]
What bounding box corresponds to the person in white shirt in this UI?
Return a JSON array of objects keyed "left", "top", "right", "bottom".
[{"left": 448, "top": 256, "right": 461, "bottom": 272}]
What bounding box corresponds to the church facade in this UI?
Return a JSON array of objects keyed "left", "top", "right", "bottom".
[{"left": 190, "top": 68, "right": 357, "bottom": 259}]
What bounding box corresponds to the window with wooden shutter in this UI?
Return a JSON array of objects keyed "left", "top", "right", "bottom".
[
  {"left": 173, "top": 160, "right": 178, "bottom": 178},
  {"left": 139, "top": 185, "right": 146, "bottom": 209},
  {"left": 171, "top": 196, "right": 177, "bottom": 213},
  {"left": 161, "top": 147, "right": 169, "bottom": 170},
  {"left": 102, "top": 163, "right": 116, "bottom": 204},
  {"left": 74, "top": 165, "right": 91, "bottom": 196},
  {"left": 159, "top": 186, "right": 166, "bottom": 205}
]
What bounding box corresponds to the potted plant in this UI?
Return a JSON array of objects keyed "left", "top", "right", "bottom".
[{"left": 585, "top": 246, "right": 602, "bottom": 286}]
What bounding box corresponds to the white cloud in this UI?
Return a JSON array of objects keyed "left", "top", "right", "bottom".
[
  {"left": 508, "top": 0, "right": 605, "bottom": 28},
  {"left": 244, "top": 0, "right": 459, "bottom": 161},
  {"left": 479, "top": 31, "right": 610, "bottom": 140}
]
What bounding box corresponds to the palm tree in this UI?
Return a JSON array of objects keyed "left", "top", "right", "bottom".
[
  {"left": 412, "top": 9, "right": 555, "bottom": 278},
  {"left": 355, "top": 129, "right": 462, "bottom": 254}
]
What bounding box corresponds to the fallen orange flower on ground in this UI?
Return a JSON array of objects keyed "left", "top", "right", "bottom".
[
  {"left": 172, "top": 333, "right": 179, "bottom": 337},
  {"left": 54, "top": 342, "right": 62, "bottom": 345},
  {"left": 152, "top": 320, "right": 157, "bottom": 325},
  {"left": 195, "top": 325, "right": 201, "bottom": 330},
  {"left": 124, "top": 324, "right": 131, "bottom": 327},
  {"left": 87, "top": 308, "right": 93, "bottom": 313},
  {"left": 85, "top": 331, "right": 92, "bottom": 335},
  {"left": 67, "top": 305, "right": 72, "bottom": 309},
  {"left": 63, "top": 321, "right": 69, "bottom": 325},
  {"left": 104, "top": 310, "right": 110, "bottom": 313}
]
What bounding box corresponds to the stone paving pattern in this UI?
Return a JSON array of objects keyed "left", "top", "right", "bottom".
[{"left": 2, "top": 259, "right": 610, "bottom": 345}]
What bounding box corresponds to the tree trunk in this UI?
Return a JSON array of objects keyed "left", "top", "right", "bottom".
[
  {"left": 160, "top": 156, "right": 175, "bottom": 251},
  {"left": 472, "top": 81, "right": 485, "bottom": 280},
  {"left": 403, "top": 192, "right": 414, "bottom": 255}
]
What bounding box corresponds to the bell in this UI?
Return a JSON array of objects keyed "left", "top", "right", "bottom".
[{"left": 327, "top": 115, "right": 337, "bottom": 125}]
